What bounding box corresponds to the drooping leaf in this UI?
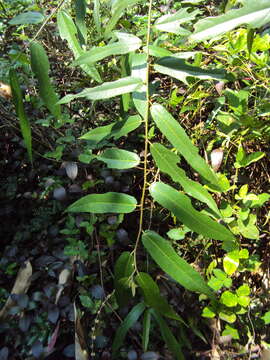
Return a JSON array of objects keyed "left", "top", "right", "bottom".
[
  {"left": 9, "top": 11, "right": 44, "bottom": 25},
  {"left": 154, "top": 7, "right": 200, "bottom": 35},
  {"left": 67, "top": 192, "right": 137, "bottom": 214},
  {"left": 57, "top": 10, "right": 101, "bottom": 82},
  {"left": 151, "top": 104, "right": 219, "bottom": 186},
  {"left": 151, "top": 143, "right": 220, "bottom": 216},
  {"left": 75, "top": 0, "right": 87, "bottom": 45},
  {"left": 114, "top": 252, "right": 134, "bottom": 307},
  {"left": 149, "top": 182, "right": 235, "bottom": 242},
  {"left": 112, "top": 303, "right": 145, "bottom": 357},
  {"left": 30, "top": 42, "right": 61, "bottom": 119},
  {"left": 74, "top": 32, "right": 142, "bottom": 65},
  {"left": 58, "top": 77, "right": 142, "bottom": 104},
  {"left": 142, "top": 231, "right": 216, "bottom": 300},
  {"left": 105, "top": 0, "right": 144, "bottom": 37},
  {"left": 96, "top": 148, "right": 140, "bottom": 169},
  {"left": 190, "top": 0, "right": 270, "bottom": 42},
  {"left": 151, "top": 310, "right": 184, "bottom": 360},
  {"left": 80, "top": 115, "right": 142, "bottom": 143},
  {"left": 154, "top": 57, "right": 226, "bottom": 84},
  {"left": 131, "top": 53, "right": 148, "bottom": 118},
  {"left": 9, "top": 69, "right": 32, "bottom": 163},
  {"left": 136, "top": 272, "right": 186, "bottom": 324},
  {"left": 142, "top": 309, "right": 151, "bottom": 352}
]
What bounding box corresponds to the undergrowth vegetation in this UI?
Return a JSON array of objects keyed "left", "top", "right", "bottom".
[{"left": 0, "top": 0, "right": 270, "bottom": 359}]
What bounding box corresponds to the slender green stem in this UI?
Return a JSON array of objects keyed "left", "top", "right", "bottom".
[{"left": 133, "top": 0, "right": 153, "bottom": 272}]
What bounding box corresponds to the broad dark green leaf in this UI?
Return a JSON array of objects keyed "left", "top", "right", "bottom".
[
  {"left": 57, "top": 10, "right": 101, "bottom": 82},
  {"left": 96, "top": 148, "right": 140, "bottom": 169},
  {"left": 150, "top": 182, "right": 235, "bottom": 242},
  {"left": 9, "top": 11, "right": 44, "bottom": 25},
  {"left": 154, "top": 57, "right": 226, "bottom": 85},
  {"left": 151, "top": 104, "right": 220, "bottom": 187},
  {"left": 136, "top": 272, "right": 186, "bottom": 324},
  {"left": 58, "top": 77, "right": 143, "bottom": 104},
  {"left": 67, "top": 192, "right": 137, "bottom": 213},
  {"left": 80, "top": 115, "right": 142, "bottom": 143},
  {"left": 114, "top": 252, "right": 134, "bottom": 307},
  {"left": 131, "top": 53, "right": 148, "bottom": 118},
  {"left": 142, "top": 231, "right": 216, "bottom": 300},
  {"left": 74, "top": 32, "right": 142, "bottom": 65},
  {"left": 151, "top": 143, "right": 220, "bottom": 216},
  {"left": 190, "top": 0, "right": 270, "bottom": 42},
  {"left": 9, "top": 69, "right": 32, "bottom": 163},
  {"left": 112, "top": 302, "right": 145, "bottom": 357},
  {"left": 75, "top": 0, "right": 87, "bottom": 45},
  {"left": 30, "top": 42, "right": 61, "bottom": 119},
  {"left": 151, "top": 310, "right": 184, "bottom": 360}
]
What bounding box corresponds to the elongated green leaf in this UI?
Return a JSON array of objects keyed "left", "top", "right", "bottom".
[
  {"left": 93, "top": 0, "right": 101, "bottom": 34},
  {"left": 150, "top": 182, "right": 235, "bottom": 242},
  {"left": 75, "top": 32, "right": 142, "bottom": 65},
  {"left": 57, "top": 10, "right": 101, "bottom": 82},
  {"left": 30, "top": 42, "right": 61, "bottom": 119},
  {"left": 131, "top": 53, "right": 148, "bottom": 118},
  {"left": 151, "top": 104, "right": 219, "bottom": 186},
  {"left": 142, "top": 309, "right": 151, "bottom": 352},
  {"left": 190, "top": 0, "right": 270, "bottom": 42},
  {"left": 80, "top": 115, "right": 142, "bottom": 143},
  {"left": 96, "top": 148, "right": 140, "bottom": 169},
  {"left": 136, "top": 272, "right": 186, "bottom": 324},
  {"left": 114, "top": 252, "right": 134, "bottom": 307},
  {"left": 67, "top": 192, "right": 137, "bottom": 213},
  {"left": 154, "top": 57, "right": 226, "bottom": 84},
  {"left": 151, "top": 310, "right": 184, "bottom": 360},
  {"left": 151, "top": 143, "right": 220, "bottom": 216},
  {"left": 58, "top": 77, "right": 143, "bottom": 104},
  {"left": 144, "top": 45, "right": 172, "bottom": 57},
  {"left": 112, "top": 302, "right": 145, "bottom": 357},
  {"left": 142, "top": 231, "right": 216, "bottom": 300},
  {"left": 9, "top": 11, "right": 44, "bottom": 25},
  {"left": 75, "top": 0, "right": 87, "bottom": 45},
  {"left": 9, "top": 69, "right": 32, "bottom": 163},
  {"left": 105, "top": 0, "right": 143, "bottom": 37},
  {"left": 155, "top": 8, "right": 200, "bottom": 35}
]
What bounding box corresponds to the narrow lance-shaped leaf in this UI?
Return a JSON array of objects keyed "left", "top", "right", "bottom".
[
  {"left": 131, "top": 53, "right": 148, "bottom": 118},
  {"left": 142, "top": 231, "right": 216, "bottom": 300},
  {"left": 136, "top": 272, "right": 186, "bottom": 324},
  {"left": 114, "top": 252, "right": 134, "bottom": 307},
  {"left": 58, "top": 77, "right": 143, "bottom": 104},
  {"left": 142, "top": 309, "right": 151, "bottom": 352},
  {"left": 93, "top": 0, "right": 101, "bottom": 35},
  {"left": 67, "top": 192, "right": 137, "bottom": 214},
  {"left": 154, "top": 7, "right": 200, "bottom": 35},
  {"left": 30, "top": 42, "right": 61, "bottom": 119},
  {"left": 9, "top": 69, "right": 32, "bottom": 163},
  {"left": 112, "top": 303, "right": 145, "bottom": 357},
  {"left": 154, "top": 57, "right": 226, "bottom": 85},
  {"left": 96, "top": 148, "right": 140, "bottom": 169},
  {"left": 190, "top": 0, "right": 270, "bottom": 42},
  {"left": 75, "top": 0, "right": 87, "bottom": 45},
  {"left": 150, "top": 182, "right": 235, "bottom": 242},
  {"left": 151, "top": 104, "right": 220, "bottom": 187},
  {"left": 74, "top": 32, "right": 142, "bottom": 65},
  {"left": 57, "top": 10, "right": 101, "bottom": 82},
  {"left": 151, "top": 143, "right": 220, "bottom": 216}
]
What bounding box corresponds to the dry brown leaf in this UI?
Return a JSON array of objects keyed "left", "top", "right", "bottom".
[
  {"left": 0, "top": 260, "right": 32, "bottom": 318},
  {"left": 74, "top": 303, "right": 89, "bottom": 360},
  {"left": 211, "top": 148, "right": 224, "bottom": 172},
  {"left": 0, "top": 82, "right": 12, "bottom": 100},
  {"left": 260, "top": 348, "right": 270, "bottom": 360},
  {"left": 55, "top": 268, "right": 71, "bottom": 304}
]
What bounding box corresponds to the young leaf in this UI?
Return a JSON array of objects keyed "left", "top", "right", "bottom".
[
  {"left": 151, "top": 310, "right": 184, "bottom": 360},
  {"left": 67, "top": 192, "right": 137, "bottom": 213},
  {"left": 154, "top": 57, "right": 226, "bottom": 85},
  {"left": 151, "top": 143, "right": 220, "bottom": 216},
  {"left": 30, "top": 42, "right": 61, "bottom": 119},
  {"left": 142, "top": 309, "right": 151, "bottom": 352},
  {"left": 96, "top": 148, "right": 140, "bottom": 169},
  {"left": 75, "top": 0, "right": 87, "bottom": 45},
  {"left": 80, "top": 115, "right": 142, "bottom": 143},
  {"left": 135, "top": 272, "right": 186, "bottom": 324},
  {"left": 151, "top": 104, "right": 220, "bottom": 187},
  {"left": 154, "top": 8, "right": 200, "bottom": 35},
  {"left": 131, "top": 53, "right": 148, "bottom": 118},
  {"left": 114, "top": 252, "right": 134, "bottom": 307},
  {"left": 149, "top": 182, "right": 235, "bottom": 242},
  {"left": 112, "top": 302, "right": 145, "bottom": 357},
  {"left": 9, "top": 69, "right": 32, "bottom": 163},
  {"left": 57, "top": 10, "right": 101, "bottom": 82},
  {"left": 58, "top": 77, "right": 142, "bottom": 104},
  {"left": 74, "top": 32, "right": 142, "bottom": 65},
  {"left": 190, "top": 0, "right": 270, "bottom": 42},
  {"left": 142, "top": 231, "right": 216, "bottom": 300}
]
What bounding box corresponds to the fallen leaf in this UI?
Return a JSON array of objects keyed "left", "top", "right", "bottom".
[{"left": 74, "top": 303, "right": 89, "bottom": 360}]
